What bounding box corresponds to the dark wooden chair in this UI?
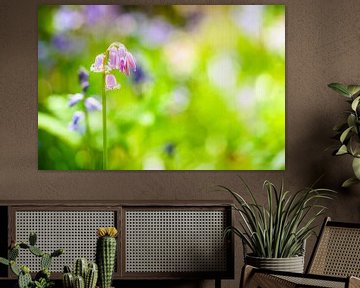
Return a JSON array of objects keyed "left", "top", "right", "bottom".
[{"left": 241, "top": 217, "right": 360, "bottom": 288}]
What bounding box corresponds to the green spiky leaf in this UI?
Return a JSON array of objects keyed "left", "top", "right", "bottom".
[{"left": 220, "top": 178, "right": 335, "bottom": 258}]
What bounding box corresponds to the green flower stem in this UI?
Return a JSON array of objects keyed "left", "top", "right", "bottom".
[
  {"left": 102, "top": 72, "right": 107, "bottom": 170},
  {"left": 84, "top": 109, "right": 94, "bottom": 169}
]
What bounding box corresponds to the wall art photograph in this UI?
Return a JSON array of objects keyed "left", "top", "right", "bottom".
[{"left": 38, "top": 5, "right": 285, "bottom": 170}]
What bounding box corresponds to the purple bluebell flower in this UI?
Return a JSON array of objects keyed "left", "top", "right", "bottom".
[
  {"left": 78, "top": 67, "right": 89, "bottom": 91},
  {"left": 69, "top": 111, "right": 84, "bottom": 132},
  {"left": 126, "top": 51, "right": 136, "bottom": 72},
  {"left": 108, "top": 46, "right": 119, "bottom": 70},
  {"left": 51, "top": 34, "right": 85, "bottom": 54},
  {"left": 105, "top": 74, "right": 120, "bottom": 90},
  {"left": 53, "top": 6, "right": 84, "bottom": 32},
  {"left": 85, "top": 97, "right": 102, "bottom": 111},
  {"left": 90, "top": 43, "right": 136, "bottom": 77},
  {"left": 68, "top": 93, "right": 84, "bottom": 107},
  {"left": 90, "top": 43, "right": 136, "bottom": 91},
  {"left": 84, "top": 5, "right": 118, "bottom": 26},
  {"left": 117, "top": 50, "right": 136, "bottom": 76},
  {"left": 52, "top": 34, "right": 73, "bottom": 52},
  {"left": 132, "top": 65, "right": 146, "bottom": 84},
  {"left": 140, "top": 18, "right": 173, "bottom": 47},
  {"left": 107, "top": 45, "right": 136, "bottom": 76},
  {"left": 90, "top": 53, "right": 105, "bottom": 72},
  {"left": 118, "top": 45, "right": 126, "bottom": 58}
]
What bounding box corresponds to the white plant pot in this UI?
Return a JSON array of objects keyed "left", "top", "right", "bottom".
[{"left": 245, "top": 254, "right": 305, "bottom": 273}]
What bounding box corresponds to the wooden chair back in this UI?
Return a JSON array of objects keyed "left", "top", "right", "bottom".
[{"left": 307, "top": 217, "right": 360, "bottom": 278}]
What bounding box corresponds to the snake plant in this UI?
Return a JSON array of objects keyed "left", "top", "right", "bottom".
[{"left": 221, "top": 179, "right": 335, "bottom": 258}]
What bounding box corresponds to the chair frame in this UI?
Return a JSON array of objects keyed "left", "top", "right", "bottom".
[{"left": 241, "top": 217, "right": 360, "bottom": 288}]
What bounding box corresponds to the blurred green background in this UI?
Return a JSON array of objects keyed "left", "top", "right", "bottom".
[{"left": 38, "top": 5, "right": 285, "bottom": 170}]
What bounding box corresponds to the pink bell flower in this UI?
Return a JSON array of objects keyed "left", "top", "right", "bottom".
[
  {"left": 108, "top": 45, "right": 136, "bottom": 76},
  {"left": 118, "top": 45, "right": 126, "bottom": 58},
  {"left": 105, "top": 74, "right": 120, "bottom": 90},
  {"left": 90, "top": 53, "right": 105, "bottom": 72},
  {"left": 108, "top": 47, "right": 118, "bottom": 70},
  {"left": 126, "top": 51, "right": 136, "bottom": 71}
]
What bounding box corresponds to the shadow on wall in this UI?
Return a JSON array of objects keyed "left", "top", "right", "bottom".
[{"left": 287, "top": 108, "right": 360, "bottom": 267}]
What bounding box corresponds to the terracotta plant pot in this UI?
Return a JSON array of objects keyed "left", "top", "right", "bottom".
[{"left": 245, "top": 254, "right": 305, "bottom": 273}]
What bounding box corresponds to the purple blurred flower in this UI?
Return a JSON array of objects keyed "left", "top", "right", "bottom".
[
  {"left": 52, "top": 34, "right": 73, "bottom": 51},
  {"left": 90, "top": 53, "right": 105, "bottom": 72},
  {"left": 105, "top": 74, "right": 120, "bottom": 90},
  {"left": 85, "top": 97, "right": 102, "bottom": 111},
  {"left": 132, "top": 65, "right": 147, "bottom": 84},
  {"left": 68, "top": 93, "right": 84, "bottom": 107},
  {"left": 38, "top": 41, "right": 49, "bottom": 60},
  {"left": 140, "top": 18, "right": 173, "bottom": 47},
  {"left": 69, "top": 92, "right": 101, "bottom": 112},
  {"left": 69, "top": 111, "right": 84, "bottom": 132},
  {"left": 78, "top": 67, "right": 89, "bottom": 91},
  {"left": 84, "top": 5, "right": 118, "bottom": 26},
  {"left": 54, "top": 6, "right": 84, "bottom": 32},
  {"left": 185, "top": 10, "right": 204, "bottom": 31},
  {"left": 51, "top": 34, "right": 85, "bottom": 54}
]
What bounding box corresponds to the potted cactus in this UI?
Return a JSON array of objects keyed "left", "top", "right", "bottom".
[
  {"left": 96, "top": 227, "right": 118, "bottom": 288},
  {"left": 62, "top": 258, "right": 98, "bottom": 288},
  {"left": 0, "top": 232, "right": 63, "bottom": 288}
]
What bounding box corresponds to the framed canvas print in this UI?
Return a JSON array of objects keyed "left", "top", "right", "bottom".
[{"left": 38, "top": 5, "right": 285, "bottom": 170}]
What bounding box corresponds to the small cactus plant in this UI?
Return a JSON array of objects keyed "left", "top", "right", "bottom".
[
  {"left": 19, "top": 266, "right": 32, "bottom": 288},
  {"left": 0, "top": 232, "right": 63, "bottom": 288},
  {"left": 96, "top": 227, "right": 118, "bottom": 288},
  {"left": 85, "top": 262, "right": 98, "bottom": 288},
  {"left": 74, "top": 258, "right": 88, "bottom": 279},
  {"left": 73, "top": 275, "right": 85, "bottom": 288},
  {"left": 62, "top": 259, "right": 98, "bottom": 288}
]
